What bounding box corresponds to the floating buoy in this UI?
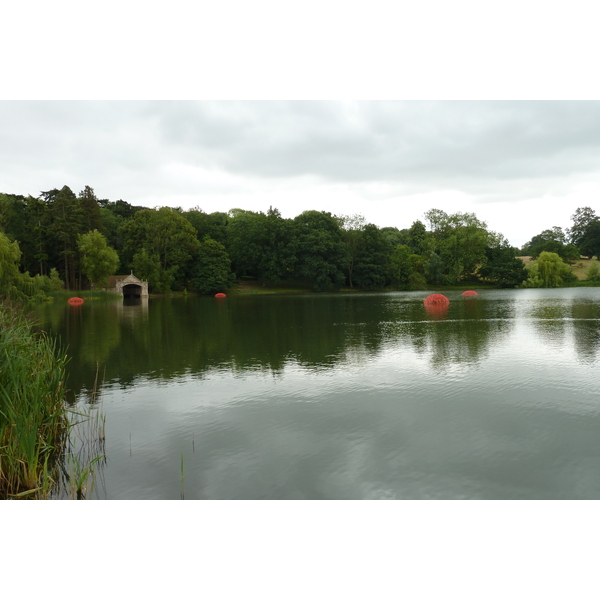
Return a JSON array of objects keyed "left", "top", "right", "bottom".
[
  {"left": 214, "top": 293, "right": 226, "bottom": 298},
  {"left": 424, "top": 293, "right": 449, "bottom": 306},
  {"left": 424, "top": 303, "right": 449, "bottom": 320},
  {"left": 68, "top": 297, "right": 84, "bottom": 305},
  {"left": 461, "top": 290, "right": 478, "bottom": 296}
]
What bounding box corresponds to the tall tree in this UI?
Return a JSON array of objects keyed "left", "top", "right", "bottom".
[
  {"left": 522, "top": 227, "right": 578, "bottom": 261},
  {"left": 226, "top": 207, "right": 294, "bottom": 284},
  {"left": 45, "top": 185, "right": 84, "bottom": 289},
  {"left": 77, "top": 230, "right": 119, "bottom": 288},
  {"left": 78, "top": 185, "right": 102, "bottom": 233},
  {"left": 184, "top": 208, "right": 229, "bottom": 246},
  {"left": 569, "top": 207, "right": 597, "bottom": 247},
  {"left": 579, "top": 220, "right": 600, "bottom": 259},
  {"left": 406, "top": 220, "right": 428, "bottom": 255},
  {"left": 191, "top": 236, "right": 236, "bottom": 294},
  {"left": 479, "top": 239, "right": 528, "bottom": 288},
  {"left": 423, "top": 210, "right": 490, "bottom": 282},
  {"left": 351, "top": 224, "right": 390, "bottom": 289},
  {"left": 121, "top": 207, "right": 200, "bottom": 291},
  {"left": 292, "top": 211, "right": 348, "bottom": 291},
  {"left": 337, "top": 214, "right": 367, "bottom": 288}
]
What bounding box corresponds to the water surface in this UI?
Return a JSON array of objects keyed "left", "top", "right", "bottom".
[{"left": 35, "top": 288, "right": 600, "bottom": 499}]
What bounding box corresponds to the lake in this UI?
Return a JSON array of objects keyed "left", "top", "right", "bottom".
[{"left": 34, "top": 287, "right": 600, "bottom": 499}]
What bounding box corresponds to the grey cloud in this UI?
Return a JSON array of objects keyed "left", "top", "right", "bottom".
[
  {"left": 148, "top": 100, "right": 600, "bottom": 185},
  {"left": 2, "top": 100, "right": 600, "bottom": 205}
]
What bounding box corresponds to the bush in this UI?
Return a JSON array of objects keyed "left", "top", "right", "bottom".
[{"left": 586, "top": 262, "right": 600, "bottom": 282}]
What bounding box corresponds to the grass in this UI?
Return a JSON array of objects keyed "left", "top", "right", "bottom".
[
  {"left": 228, "top": 279, "right": 312, "bottom": 295},
  {"left": 47, "top": 289, "right": 121, "bottom": 302},
  {"left": 569, "top": 257, "right": 600, "bottom": 281},
  {"left": 0, "top": 301, "right": 70, "bottom": 499}
]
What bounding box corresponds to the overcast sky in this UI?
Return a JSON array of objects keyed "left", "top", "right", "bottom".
[{"left": 2, "top": 100, "right": 600, "bottom": 248}]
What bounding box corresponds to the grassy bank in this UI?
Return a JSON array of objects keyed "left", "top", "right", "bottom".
[
  {"left": 47, "top": 289, "right": 122, "bottom": 302},
  {"left": 227, "top": 278, "right": 499, "bottom": 295},
  {"left": 0, "top": 302, "right": 70, "bottom": 499}
]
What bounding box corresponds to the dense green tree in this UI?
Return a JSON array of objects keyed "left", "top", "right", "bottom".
[
  {"left": 26, "top": 195, "right": 50, "bottom": 276},
  {"left": 44, "top": 185, "right": 85, "bottom": 289},
  {"left": 389, "top": 244, "right": 426, "bottom": 289},
  {"left": 406, "top": 220, "right": 428, "bottom": 255},
  {"left": 0, "top": 230, "right": 24, "bottom": 298},
  {"left": 121, "top": 207, "right": 200, "bottom": 291},
  {"left": 389, "top": 244, "right": 413, "bottom": 286},
  {"left": 522, "top": 226, "right": 581, "bottom": 263},
  {"left": 184, "top": 208, "right": 229, "bottom": 246},
  {"left": 0, "top": 193, "right": 23, "bottom": 235},
  {"left": 579, "top": 220, "right": 600, "bottom": 259},
  {"left": 0, "top": 193, "right": 46, "bottom": 275},
  {"left": 338, "top": 214, "right": 367, "bottom": 288},
  {"left": 522, "top": 227, "right": 571, "bottom": 258},
  {"left": 78, "top": 186, "right": 102, "bottom": 233},
  {"left": 258, "top": 207, "right": 296, "bottom": 284},
  {"left": 292, "top": 211, "right": 348, "bottom": 291},
  {"left": 191, "top": 236, "right": 236, "bottom": 294},
  {"left": 0, "top": 231, "right": 58, "bottom": 302},
  {"left": 479, "top": 243, "right": 528, "bottom": 288},
  {"left": 425, "top": 251, "right": 447, "bottom": 285},
  {"left": 523, "top": 251, "right": 577, "bottom": 288},
  {"left": 226, "top": 207, "right": 295, "bottom": 284},
  {"left": 569, "top": 207, "right": 597, "bottom": 247},
  {"left": 424, "top": 208, "right": 450, "bottom": 238},
  {"left": 131, "top": 248, "right": 172, "bottom": 292},
  {"left": 380, "top": 226, "right": 407, "bottom": 249},
  {"left": 106, "top": 199, "right": 146, "bottom": 220},
  {"left": 424, "top": 210, "right": 489, "bottom": 282},
  {"left": 351, "top": 224, "right": 390, "bottom": 289},
  {"left": 77, "top": 230, "right": 119, "bottom": 288},
  {"left": 99, "top": 207, "right": 125, "bottom": 259}
]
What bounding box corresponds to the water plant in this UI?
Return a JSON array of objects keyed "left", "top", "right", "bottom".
[
  {"left": 58, "top": 404, "right": 106, "bottom": 500},
  {"left": 0, "top": 301, "right": 69, "bottom": 499},
  {"left": 180, "top": 453, "right": 185, "bottom": 500}
]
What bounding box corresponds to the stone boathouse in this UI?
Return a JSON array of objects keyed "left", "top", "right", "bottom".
[{"left": 108, "top": 273, "right": 149, "bottom": 298}]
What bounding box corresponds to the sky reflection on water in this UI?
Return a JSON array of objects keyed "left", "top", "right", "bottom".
[{"left": 36, "top": 288, "right": 600, "bottom": 499}]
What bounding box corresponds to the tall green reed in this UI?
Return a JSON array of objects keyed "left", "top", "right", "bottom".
[{"left": 0, "top": 301, "right": 69, "bottom": 499}]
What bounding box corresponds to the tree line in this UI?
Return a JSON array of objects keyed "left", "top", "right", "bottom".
[{"left": 1, "top": 184, "right": 598, "bottom": 296}]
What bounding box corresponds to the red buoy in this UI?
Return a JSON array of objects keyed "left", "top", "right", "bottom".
[
  {"left": 461, "top": 290, "right": 478, "bottom": 296},
  {"left": 68, "top": 297, "right": 84, "bottom": 305},
  {"left": 424, "top": 293, "right": 449, "bottom": 306},
  {"left": 214, "top": 293, "right": 226, "bottom": 298},
  {"left": 424, "top": 303, "right": 450, "bottom": 320}
]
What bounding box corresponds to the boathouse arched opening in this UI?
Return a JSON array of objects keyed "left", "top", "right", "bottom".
[{"left": 122, "top": 283, "right": 143, "bottom": 298}]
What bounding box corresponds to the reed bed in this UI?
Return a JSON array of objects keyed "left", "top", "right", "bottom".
[
  {"left": 57, "top": 401, "right": 106, "bottom": 500},
  {"left": 0, "top": 302, "right": 69, "bottom": 499}
]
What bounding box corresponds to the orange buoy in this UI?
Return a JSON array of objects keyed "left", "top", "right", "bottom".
[
  {"left": 214, "top": 293, "right": 226, "bottom": 298},
  {"left": 461, "top": 290, "right": 478, "bottom": 296},
  {"left": 424, "top": 293, "right": 449, "bottom": 306},
  {"left": 68, "top": 297, "right": 84, "bottom": 305},
  {"left": 424, "top": 303, "right": 450, "bottom": 320}
]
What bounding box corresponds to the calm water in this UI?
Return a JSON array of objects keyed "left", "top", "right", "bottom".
[{"left": 35, "top": 288, "right": 600, "bottom": 499}]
